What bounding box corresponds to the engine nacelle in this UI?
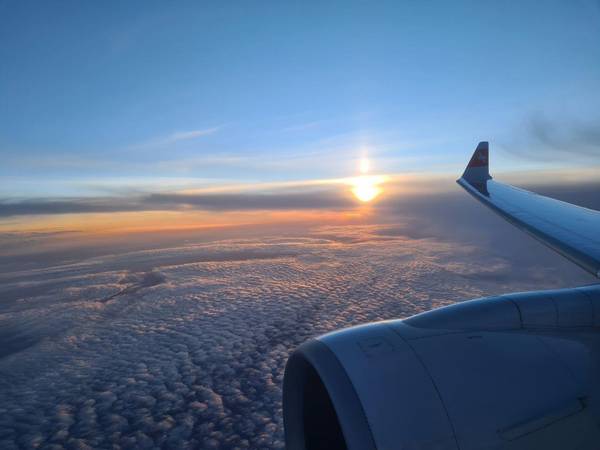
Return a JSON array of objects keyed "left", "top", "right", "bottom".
[{"left": 283, "top": 286, "right": 600, "bottom": 450}]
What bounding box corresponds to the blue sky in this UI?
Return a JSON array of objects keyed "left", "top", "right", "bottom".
[{"left": 1, "top": 0, "right": 599, "bottom": 198}]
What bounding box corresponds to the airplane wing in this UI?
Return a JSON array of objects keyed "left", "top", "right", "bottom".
[{"left": 457, "top": 142, "right": 600, "bottom": 278}]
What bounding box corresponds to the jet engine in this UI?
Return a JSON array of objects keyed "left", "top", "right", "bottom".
[{"left": 283, "top": 285, "right": 600, "bottom": 450}]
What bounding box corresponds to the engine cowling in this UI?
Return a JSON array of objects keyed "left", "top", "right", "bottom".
[{"left": 283, "top": 286, "right": 600, "bottom": 450}]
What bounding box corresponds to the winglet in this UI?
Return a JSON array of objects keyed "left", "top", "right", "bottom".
[{"left": 460, "top": 141, "right": 491, "bottom": 185}]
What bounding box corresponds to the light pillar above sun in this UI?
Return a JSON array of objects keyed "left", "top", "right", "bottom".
[{"left": 359, "top": 157, "right": 370, "bottom": 174}]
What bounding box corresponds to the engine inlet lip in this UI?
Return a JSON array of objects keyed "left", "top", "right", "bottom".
[{"left": 283, "top": 339, "right": 377, "bottom": 450}]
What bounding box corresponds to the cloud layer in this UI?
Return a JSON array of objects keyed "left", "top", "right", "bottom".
[{"left": 0, "top": 211, "right": 596, "bottom": 449}]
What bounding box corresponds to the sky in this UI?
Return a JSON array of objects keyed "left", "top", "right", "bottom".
[{"left": 1, "top": 0, "right": 599, "bottom": 213}]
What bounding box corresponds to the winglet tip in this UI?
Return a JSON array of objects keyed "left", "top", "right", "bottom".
[
  {"left": 467, "top": 142, "right": 489, "bottom": 168},
  {"left": 460, "top": 141, "right": 491, "bottom": 185}
]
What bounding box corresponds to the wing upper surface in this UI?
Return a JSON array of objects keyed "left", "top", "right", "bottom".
[{"left": 458, "top": 143, "right": 600, "bottom": 278}]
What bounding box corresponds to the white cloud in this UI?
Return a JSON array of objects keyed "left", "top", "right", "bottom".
[
  {"left": 132, "top": 126, "right": 223, "bottom": 150},
  {"left": 0, "top": 222, "right": 594, "bottom": 448},
  {"left": 166, "top": 127, "right": 222, "bottom": 143}
]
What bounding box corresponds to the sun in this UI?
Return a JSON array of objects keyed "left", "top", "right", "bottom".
[
  {"left": 351, "top": 176, "right": 382, "bottom": 202},
  {"left": 350, "top": 156, "right": 384, "bottom": 202}
]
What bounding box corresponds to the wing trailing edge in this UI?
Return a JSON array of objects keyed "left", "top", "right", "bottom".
[{"left": 458, "top": 142, "right": 600, "bottom": 278}]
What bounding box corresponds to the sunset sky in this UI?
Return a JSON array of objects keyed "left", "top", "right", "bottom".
[{"left": 1, "top": 1, "right": 599, "bottom": 235}]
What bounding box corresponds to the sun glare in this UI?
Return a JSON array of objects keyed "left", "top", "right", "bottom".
[
  {"left": 352, "top": 176, "right": 381, "bottom": 202},
  {"left": 351, "top": 156, "right": 384, "bottom": 202}
]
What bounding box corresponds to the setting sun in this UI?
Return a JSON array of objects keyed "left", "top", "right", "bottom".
[
  {"left": 352, "top": 176, "right": 383, "bottom": 202},
  {"left": 351, "top": 156, "right": 383, "bottom": 202}
]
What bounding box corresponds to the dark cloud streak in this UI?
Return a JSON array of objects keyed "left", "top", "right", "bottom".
[
  {"left": 146, "top": 190, "right": 354, "bottom": 211},
  {"left": 506, "top": 112, "right": 600, "bottom": 160},
  {"left": 0, "top": 189, "right": 354, "bottom": 217}
]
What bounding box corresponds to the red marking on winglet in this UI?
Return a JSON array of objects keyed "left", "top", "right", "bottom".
[{"left": 468, "top": 148, "right": 488, "bottom": 168}]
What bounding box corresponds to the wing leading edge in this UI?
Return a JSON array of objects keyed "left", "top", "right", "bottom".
[{"left": 458, "top": 142, "right": 600, "bottom": 278}]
